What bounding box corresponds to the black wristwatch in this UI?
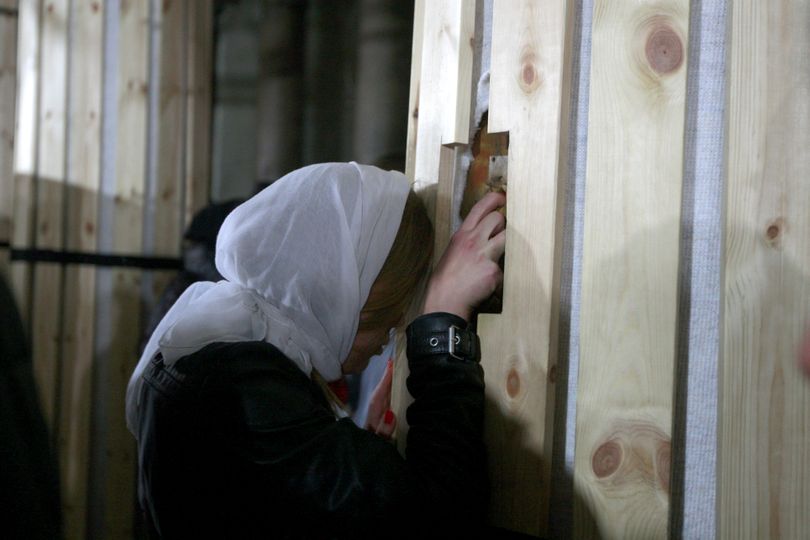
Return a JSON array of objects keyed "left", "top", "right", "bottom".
[{"left": 406, "top": 312, "right": 480, "bottom": 362}]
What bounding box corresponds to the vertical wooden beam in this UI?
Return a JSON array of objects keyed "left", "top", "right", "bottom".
[
  {"left": 476, "top": 1, "right": 573, "bottom": 536},
  {"left": 31, "top": 0, "right": 68, "bottom": 436},
  {"left": 573, "top": 1, "right": 690, "bottom": 538},
  {"left": 412, "top": 0, "right": 474, "bottom": 255},
  {"left": 102, "top": 0, "right": 149, "bottom": 536},
  {"left": 59, "top": 2, "right": 102, "bottom": 538},
  {"left": 10, "top": 0, "right": 38, "bottom": 321},
  {"left": 184, "top": 0, "right": 212, "bottom": 225},
  {"left": 403, "top": 0, "right": 424, "bottom": 181},
  {"left": 392, "top": 0, "right": 475, "bottom": 449},
  {"left": 0, "top": 0, "right": 18, "bottom": 275},
  {"left": 718, "top": 1, "right": 810, "bottom": 538}
]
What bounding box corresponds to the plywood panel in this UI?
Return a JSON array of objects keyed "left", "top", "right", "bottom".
[
  {"left": 718, "top": 1, "right": 810, "bottom": 538},
  {"left": 475, "top": 1, "right": 573, "bottom": 536},
  {"left": 573, "top": 1, "right": 690, "bottom": 538}
]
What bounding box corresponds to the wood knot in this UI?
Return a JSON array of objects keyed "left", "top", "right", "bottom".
[
  {"left": 91, "top": 2, "right": 100, "bottom": 12},
  {"left": 765, "top": 218, "right": 785, "bottom": 248},
  {"left": 518, "top": 47, "right": 541, "bottom": 94},
  {"left": 656, "top": 441, "right": 671, "bottom": 491},
  {"left": 506, "top": 368, "right": 520, "bottom": 398},
  {"left": 645, "top": 24, "right": 683, "bottom": 75},
  {"left": 592, "top": 440, "right": 622, "bottom": 478},
  {"left": 548, "top": 364, "right": 557, "bottom": 384},
  {"left": 84, "top": 221, "right": 95, "bottom": 235}
]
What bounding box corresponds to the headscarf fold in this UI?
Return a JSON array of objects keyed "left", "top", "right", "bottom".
[{"left": 126, "top": 162, "right": 410, "bottom": 435}]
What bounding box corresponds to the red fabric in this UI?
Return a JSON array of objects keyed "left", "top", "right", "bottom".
[{"left": 327, "top": 378, "right": 349, "bottom": 405}]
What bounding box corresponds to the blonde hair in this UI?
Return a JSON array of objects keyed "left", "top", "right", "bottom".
[{"left": 358, "top": 190, "right": 434, "bottom": 332}]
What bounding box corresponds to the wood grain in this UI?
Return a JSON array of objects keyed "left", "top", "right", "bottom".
[
  {"left": 415, "top": 0, "right": 474, "bottom": 270},
  {"left": 718, "top": 1, "right": 810, "bottom": 538},
  {"left": 573, "top": 1, "right": 690, "bottom": 538},
  {"left": 58, "top": 2, "right": 102, "bottom": 538},
  {"left": 30, "top": 0, "right": 68, "bottom": 437},
  {"left": 476, "top": 1, "right": 573, "bottom": 536}
]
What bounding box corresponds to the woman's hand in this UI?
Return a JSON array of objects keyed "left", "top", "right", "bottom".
[
  {"left": 423, "top": 191, "right": 507, "bottom": 322},
  {"left": 365, "top": 359, "right": 397, "bottom": 439}
]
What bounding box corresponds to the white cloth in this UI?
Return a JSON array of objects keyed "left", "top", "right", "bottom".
[{"left": 126, "top": 162, "right": 410, "bottom": 435}]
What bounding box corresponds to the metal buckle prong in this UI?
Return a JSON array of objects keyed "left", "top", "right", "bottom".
[{"left": 448, "top": 325, "right": 463, "bottom": 360}]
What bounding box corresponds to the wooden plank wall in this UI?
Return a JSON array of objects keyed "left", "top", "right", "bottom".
[
  {"left": 574, "top": 1, "right": 690, "bottom": 538},
  {"left": 718, "top": 0, "right": 810, "bottom": 538},
  {"left": 8, "top": 1, "right": 213, "bottom": 538},
  {"left": 479, "top": 1, "right": 573, "bottom": 536}
]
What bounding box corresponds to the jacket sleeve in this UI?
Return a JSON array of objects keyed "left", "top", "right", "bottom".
[{"left": 228, "top": 313, "right": 487, "bottom": 537}]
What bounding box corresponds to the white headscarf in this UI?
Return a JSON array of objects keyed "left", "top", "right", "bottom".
[{"left": 125, "top": 162, "right": 410, "bottom": 435}]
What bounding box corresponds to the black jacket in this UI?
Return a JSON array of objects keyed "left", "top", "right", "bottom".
[{"left": 136, "top": 313, "right": 487, "bottom": 539}]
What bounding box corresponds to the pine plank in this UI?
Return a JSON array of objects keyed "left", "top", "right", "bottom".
[
  {"left": 30, "top": 0, "right": 68, "bottom": 436},
  {"left": 718, "top": 1, "right": 810, "bottom": 538},
  {"left": 413, "top": 0, "right": 474, "bottom": 265},
  {"left": 474, "top": 1, "right": 573, "bottom": 536},
  {"left": 573, "top": 1, "right": 690, "bottom": 538},
  {"left": 58, "top": 2, "right": 102, "bottom": 538}
]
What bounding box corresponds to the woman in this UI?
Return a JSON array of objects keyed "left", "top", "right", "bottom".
[{"left": 126, "top": 162, "right": 506, "bottom": 538}]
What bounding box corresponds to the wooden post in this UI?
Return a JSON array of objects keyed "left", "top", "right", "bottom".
[
  {"left": 0, "top": 0, "right": 17, "bottom": 276},
  {"left": 718, "top": 1, "right": 810, "bottom": 537},
  {"left": 477, "top": 1, "right": 573, "bottom": 535},
  {"left": 573, "top": 1, "right": 690, "bottom": 538}
]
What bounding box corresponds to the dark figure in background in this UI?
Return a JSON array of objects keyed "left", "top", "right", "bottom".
[
  {"left": 0, "top": 273, "right": 62, "bottom": 539},
  {"left": 140, "top": 200, "right": 242, "bottom": 354}
]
